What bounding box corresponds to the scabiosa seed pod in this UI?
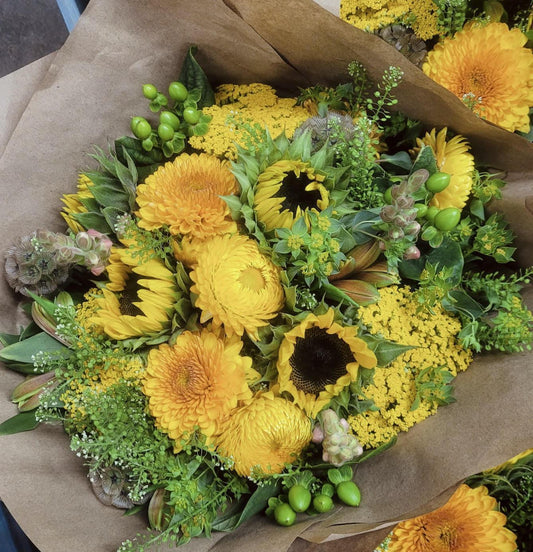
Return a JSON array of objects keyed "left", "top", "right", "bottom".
[
  {"left": 4, "top": 230, "right": 72, "bottom": 296},
  {"left": 294, "top": 111, "right": 359, "bottom": 151},
  {"left": 318, "top": 409, "right": 363, "bottom": 467}
]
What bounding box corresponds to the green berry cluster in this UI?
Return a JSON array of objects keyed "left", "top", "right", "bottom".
[{"left": 130, "top": 81, "right": 211, "bottom": 158}]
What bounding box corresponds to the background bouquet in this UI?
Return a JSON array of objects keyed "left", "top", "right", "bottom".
[{"left": 1, "top": 1, "right": 532, "bottom": 551}]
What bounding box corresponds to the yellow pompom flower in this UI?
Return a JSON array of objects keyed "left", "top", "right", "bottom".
[
  {"left": 416, "top": 128, "right": 475, "bottom": 210},
  {"left": 423, "top": 22, "right": 533, "bottom": 133},
  {"left": 276, "top": 309, "right": 377, "bottom": 417},
  {"left": 389, "top": 484, "right": 517, "bottom": 552},
  {"left": 190, "top": 234, "right": 285, "bottom": 340},
  {"left": 215, "top": 394, "right": 312, "bottom": 477},
  {"left": 254, "top": 159, "right": 329, "bottom": 232},
  {"left": 143, "top": 329, "right": 253, "bottom": 450},
  {"left": 61, "top": 174, "right": 94, "bottom": 233},
  {"left": 90, "top": 245, "right": 176, "bottom": 340},
  {"left": 135, "top": 153, "right": 238, "bottom": 240}
]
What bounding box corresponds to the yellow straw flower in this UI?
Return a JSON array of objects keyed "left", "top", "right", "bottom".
[
  {"left": 135, "top": 153, "right": 238, "bottom": 240},
  {"left": 254, "top": 159, "right": 329, "bottom": 232},
  {"left": 423, "top": 22, "right": 533, "bottom": 133},
  {"left": 415, "top": 128, "right": 475, "bottom": 210},
  {"left": 389, "top": 484, "right": 517, "bottom": 552},
  {"left": 190, "top": 234, "right": 285, "bottom": 340},
  {"left": 215, "top": 394, "right": 312, "bottom": 477},
  {"left": 143, "top": 329, "right": 253, "bottom": 450},
  {"left": 276, "top": 309, "right": 377, "bottom": 417},
  {"left": 90, "top": 245, "right": 176, "bottom": 340}
]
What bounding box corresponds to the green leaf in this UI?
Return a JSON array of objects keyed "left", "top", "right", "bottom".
[
  {"left": 469, "top": 198, "right": 485, "bottom": 220},
  {"left": 0, "top": 411, "right": 39, "bottom": 435},
  {"left": 327, "top": 468, "right": 344, "bottom": 486},
  {"left": 178, "top": 46, "right": 215, "bottom": 109},
  {"left": 0, "top": 332, "right": 68, "bottom": 365},
  {"left": 442, "top": 290, "right": 485, "bottom": 320},
  {"left": 411, "top": 145, "right": 438, "bottom": 174},
  {"left": 364, "top": 335, "right": 414, "bottom": 366},
  {"left": 102, "top": 206, "right": 126, "bottom": 231},
  {"left": 89, "top": 183, "right": 130, "bottom": 212},
  {"left": 72, "top": 211, "right": 112, "bottom": 234},
  {"left": 355, "top": 436, "right": 397, "bottom": 464},
  {"left": 380, "top": 151, "right": 412, "bottom": 173}
]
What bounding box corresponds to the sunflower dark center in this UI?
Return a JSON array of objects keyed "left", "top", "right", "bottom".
[
  {"left": 278, "top": 170, "right": 321, "bottom": 212},
  {"left": 118, "top": 275, "right": 144, "bottom": 317},
  {"left": 289, "top": 326, "right": 355, "bottom": 395}
]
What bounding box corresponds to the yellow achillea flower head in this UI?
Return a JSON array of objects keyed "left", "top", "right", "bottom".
[
  {"left": 350, "top": 286, "right": 472, "bottom": 448},
  {"left": 61, "top": 174, "right": 94, "bottom": 233},
  {"left": 135, "top": 153, "right": 238, "bottom": 240},
  {"left": 340, "top": 0, "right": 439, "bottom": 40},
  {"left": 423, "top": 22, "right": 533, "bottom": 133},
  {"left": 90, "top": 245, "right": 176, "bottom": 340},
  {"left": 190, "top": 233, "right": 285, "bottom": 340},
  {"left": 254, "top": 159, "right": 329, "bottom": 232},
  {"left": 389, "top": 484, "right": 517, "bottom": 552},
  {"left": 276, "top": 309, "right": 377, "bottom": 417},
  {"left": 143, "top": 329, "right": 253, "bottom": 451},
  {"left": 189, "top": 84, "right": 309, "bottom": 160},
  {"left": 215, "top": 394, "right": 312, "bottom": 477},
  {"left": 415, "top": 128, "right": 475, "bottom": 210}
]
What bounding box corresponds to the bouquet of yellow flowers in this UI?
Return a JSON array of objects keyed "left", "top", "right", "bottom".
[{"left": 1, "top": 1, "right": 532, "bottom": 552}]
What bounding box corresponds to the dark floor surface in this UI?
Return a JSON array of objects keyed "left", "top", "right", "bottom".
[{"left": 0, "top": 0, "right": 69, "bottom": 78}]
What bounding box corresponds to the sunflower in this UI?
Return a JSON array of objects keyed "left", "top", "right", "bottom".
[
  {"left": 135, "top": 153, "right": 238, "bottom": 240},
  {"left": 423, "top": 22, "right": 533, "bottom": 133},
  {"left": 90, "top": 245, "right": 176, "bottom": 340},
  {"left": 254, "top": 159, "right": 329, "bottom": 231},
  {"left": 61, "top": 174, "right": 94, "bottom": 233},
  {"left": 415, "top": 128, "right": 475, "bottom": 210},
  {"left": 143, "top": 329, "right": 253, "bottom": 450},
  {"left": 389, "top": 484, "right": 517, "bottom": 552},
  {"left": 276, "top": 309, "right": 377, "bottom": 417},
  {"left": 190, "top": 233, "right": 284, "bottom": 340},
  {"left": 215, "top": 394, "right": 312, "bottom": 477}
]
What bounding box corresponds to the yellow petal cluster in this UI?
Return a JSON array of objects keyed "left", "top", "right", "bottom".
[
  {"left": 254, "top": 159, "right": 329, "bottom": 232},
  {"left": 349, "top": 286, "right": 472, "bottom": 448},
  {"left": 423, "top": 22, "right": 533, "bottom": 133},
  {"left": 61, "top": 174, "right": 93, "bottom": 233},
  {"left": 190, "top": 233, "right": 284, "bottom": 340},
  {"left": 189, "top": 84, "right": 309, "bottom": 159},
  {"left": 389, "top": 484, "right": 517, "bottom": 552},
  {"left": 215, "top": 394, "right": 312, "bottom": 477},
  {"left": 276, "top": 309, "right": 377, "bottom": 417},
  {"left": 90, "top": 245, "right": 176, "bottom": 340},
  {"left": 143, "top": 329, "right": 253, "bottom": 450},
  {"left": 415, "top": 128, "right": 475, "bottom": 210},
  {"left": 341, "top": 0, "right": 439, "bottom": 40},
  {"left": 135, "top": 153, "right": 238, "bottom": 240}
]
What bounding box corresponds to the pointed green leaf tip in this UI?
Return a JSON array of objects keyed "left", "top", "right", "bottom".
[{"left": 178, "top": 46, "right": 215, "bottom": 109}]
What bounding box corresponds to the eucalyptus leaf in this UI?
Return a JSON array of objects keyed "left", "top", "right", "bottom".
[{"left": 0, "top": 411, "right": 39, "bottom": 435}]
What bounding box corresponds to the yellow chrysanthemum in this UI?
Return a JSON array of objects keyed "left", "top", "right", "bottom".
[
  {"left": 276, "top": 309, "right": 377, "bottom": 417},
  {"left": 143, "top": 330, "right": 253, "bottom": 450},
  {"left": 416, "top": 128, "right": 475, "bottom": 210},
  {"left": 61, "top": 174, "right": 94, "bottom": 233},
  {"left": 135, "top": 153, "right": 238, "bottom": 240},
  {"left": 389, "top": 484, "right": 517, "bottom": 552},
  {"left": 423, "top": 22, "right": 533, "bottom": 133},
  {"left": 254, "top": 159, "right": 329, "bottom": 232},
  {"left": 90, "top": 245, "right": 176, "bottom": 340},
  {"left": 215, "top": 394, "right": 312, "bottom": 477},
  {"left": 190, "top": 234, "right": 284, "bottom": 340}
]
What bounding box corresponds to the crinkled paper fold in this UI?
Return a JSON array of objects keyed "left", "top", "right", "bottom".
[{"left": 0, "top": 1, "right": 532, "bottom": 551}]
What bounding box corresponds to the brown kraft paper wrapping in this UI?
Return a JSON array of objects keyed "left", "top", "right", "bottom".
[{"left": 0, "top": 1, "right": 531, "bottom": 551}]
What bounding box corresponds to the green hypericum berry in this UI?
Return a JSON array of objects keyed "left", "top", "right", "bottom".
[
  {"left": 426, "top": 172, "right": 451, "bottom": 193},
  {"left": 157, "top": 123, "right": 175, "bottom": 142},
  {"left": 159, "top": 111, "right": 181, "bottom": 131},
  {"left": 288, "top": 485, "right": 312, "bottom": 513},
  {"left": 132, "top": 118, "right": 152, "bottom": 140},
  {"left": 274, "top": 503, "right": 296, "bottom": 526},
  {"left": 168, "top": 81, "right": 188, "bottom": 102},
  {"left": 434, "top": 207, "right": 461, "bottom": 231},
  {"left": 335, "top": 480, "right": 361, "bottom": 507},
  {"left": 183, "top": 107, "right": 200, "bottom": 124},
  {"left": 312, "top": 494, "right": 334, "bottom": 513},
  {"left": 142, "top": 84, "right": 158, "bottom": 100}
]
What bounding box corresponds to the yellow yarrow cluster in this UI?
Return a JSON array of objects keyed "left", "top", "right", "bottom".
[
  {"left": 340, "top": 0, "right": 439, "bottom": 40},
  {"left": 349, "top": 286, "right": 472, "bottom": 448},
  {"left": 189, "top": 84, "right": 309, "bottom": 159}
]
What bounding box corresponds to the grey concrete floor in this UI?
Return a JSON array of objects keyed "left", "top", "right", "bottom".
[{"left": 0, "top": 0, "right": 69, "bottom": 78}]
